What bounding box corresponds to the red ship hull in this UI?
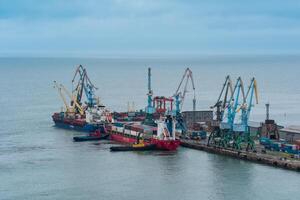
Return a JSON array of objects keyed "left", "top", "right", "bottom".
[
  {"left": 110, "top": 133, "right": 140, "bottom": 144},
  {"left": 151, "top": 138, "right": 180, "bottom": 151},
  {"left": 109, "top": 132, "right": 180, "bottom": 151}
]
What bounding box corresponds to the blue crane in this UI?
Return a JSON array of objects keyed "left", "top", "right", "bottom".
[
  {"left": 145, "top": 67, "right": 155, "bottom": 114},
  {"left": 221, "top": 77, "right": 244, "bottom": 147},
  {"left": 83, "top": 73, "right": 98, "bottom": 107},
  {"left": 208, "top": 75, "right": 233, "bottom": 146},
  {"left": 72, "top": 65, "right": 98, "bottom": 108},
  {"left": 242, "top": 78, "right": 258, "bottom": 130},
  {"left": 174, "top": 68, "right": 196, "bottom": 115},
  {"left": 143, "top": 68, "right": 157, "bottom": 126},
  {"left": 173, "top": 68, "right": 196, "bottom": 134},
  {"left": 72, "top": 65, "right": 85, "bottom": 105},
  {"left": 220, "top": 77, "right": 245, "bottom": 131},
  {"left": 216, "top": 77, "right": 245, "bottom": 148},
  {"left": 233, "top": 78, "right": 258, "bottom": 150}
]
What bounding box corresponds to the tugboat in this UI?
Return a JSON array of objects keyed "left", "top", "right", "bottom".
[
  {"left": 52, "top": 65, "right": 113, "bottom": 132},
  {"left": 110, "top": 135, "right": 157, "bottom": 151}
]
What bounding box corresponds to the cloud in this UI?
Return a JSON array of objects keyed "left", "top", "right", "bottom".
[{"left": 1, "top": 0, "right": 300, "bottom": 56}]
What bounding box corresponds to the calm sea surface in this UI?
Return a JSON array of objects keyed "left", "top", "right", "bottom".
[{"left": 0, "top": 56, "right": 299, "bottom": 200}]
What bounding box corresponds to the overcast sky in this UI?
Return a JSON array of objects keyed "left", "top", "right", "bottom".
[{"left": 1, "top": 0, "right": 300, "bottom": 57}]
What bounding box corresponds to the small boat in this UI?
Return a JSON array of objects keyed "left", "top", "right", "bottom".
[
  {"left": 110, "top": 143, "right": 157, "bottom": 152},
  {"left": 73, "top": 134, "right": 109, "bottom": 142}
]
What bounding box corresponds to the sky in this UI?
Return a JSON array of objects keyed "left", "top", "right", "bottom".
[{"left": 1, "top": 0, "right": 300, "bottom": 57}]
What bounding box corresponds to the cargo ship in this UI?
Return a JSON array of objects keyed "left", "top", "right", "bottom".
[
  {"left": 52, "top": 65, "right": 113, "bottom": 132},
  {"left": 52, "top": 112, "right": 98, "bottom": 132},
  {"left": 107, "top": 115, "right": 180, "bottom": 151},
  {"left": 52, "top": 104, "right": 112, "bottom": 132},
  {"left": 112, "top": 110, "right": 146, "bottom": 122},
  {"left": 105, "top": 67, "right": 182, "bottom": 151}
]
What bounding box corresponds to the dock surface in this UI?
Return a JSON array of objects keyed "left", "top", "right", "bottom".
[{"left": 180, "top": 139, "right": 300, "bottom": 172}]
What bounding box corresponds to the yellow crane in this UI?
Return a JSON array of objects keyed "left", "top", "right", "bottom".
[
  {"left": 59, "top": 83, "right": 85, "bottom": 116},
  {"left": 53, "top": 81, "right": 74, "bottom": 114}
]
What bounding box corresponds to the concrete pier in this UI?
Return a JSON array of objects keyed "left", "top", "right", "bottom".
[{"left": 180, "top": 139, "right": 300, "bottom": 172}]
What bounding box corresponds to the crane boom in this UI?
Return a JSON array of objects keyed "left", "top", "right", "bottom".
[
  {"left": 233, "top": 77, "right": 259, "bottom": 130},
  {"left": 60, "top": 84, "right": 85, "bottom": 116},
  {"left": 72, "top": 65, "right": 85, "bottom": 103},
  {"left": 72, "top": 65, "right": 98, "bottom": 107},
  {"left": 53, "top": 81, "right": 72, "bottom": 113},
  {"left": 146, "top": 67, "right": 155, "bottom": 114},
  {"left": 231, "top": 77, "right": 245, "bottom": 124},
  {"left": 245, "top": 78, "right": 259, "bottom": 119},
  {"left": 174, "top": 68, "right": 196, "bottom": 113},
  {"left": 211, "top": 76, "right": 234, "bottom": 121},
  {"left": 233, "top": 77, "right": 259, "bottom": 150},
  {"left": 245, "top": 78, "right": 258, "bottom": 105},
  {"left": 84, "top": 69, "right": 98, "bottom": 90}
]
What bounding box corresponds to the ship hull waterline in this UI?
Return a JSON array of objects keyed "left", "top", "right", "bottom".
[{"left": 109, "top": 132, "right": 180, "bottom": 151}]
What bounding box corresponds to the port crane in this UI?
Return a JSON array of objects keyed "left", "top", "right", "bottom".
[
  {"left": 172, "top": 68, "right": 196, "bottom": 134},
  {"left": 233, "top": 77, "right": 258, "bottom": 150},
  {"left": 208, "top": 76, "right": 245, "bottom": 148},
  {"left": 60, "top": 83, "right": 85, "bottom": 116},
  {"left": 53, "top": 81, "right": 85, "bottom": 116},
  {"left": 219, "top": 77, "right": 245, "bottom": 148},
  {"left": 210, "top": 75, "right": 233, "bottom": 122},
  {"left": 72, "top": 65, "right": 85, "bottom": 105},
  {"left": 53, "top": 81, "right": 74, "bottom": 114},
  {"left": 143, "top": 67, "right": 157, "bottom": 126},
  {"left": 145, "top": 67, "right": 155, "bottom": 115},
  {"left": 144, "top": 67, "right": 174, "bottom": 116},
  {"left": 144, "top": 68, "right": 175, "bottom": 126},
  {"left": 72, "top": 65, "right": 98, "bottom": 108},
  {"left": 220, "top": 77, "right": 245, "bottom": 130},
  {"left": 239, "top": 78, "right": 258, "bottom": 131},
  {"left": 54, "top": 65, "right": 98, "bottom": 117},
  {"left": 174, "top": 68, "right": 196, "bottom": 114},
  {"left": 208, "top": 76, "right": 234, "bottom": 146}
]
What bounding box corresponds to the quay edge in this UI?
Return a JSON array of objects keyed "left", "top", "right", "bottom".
[{"left": 180, "top": 139, "right": 300, "bottom": 172}]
